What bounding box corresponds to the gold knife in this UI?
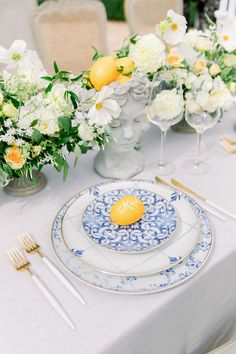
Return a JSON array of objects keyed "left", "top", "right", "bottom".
[
  {"left": 171, "top": 178, "right": 235, "bottom": 221},
  {"left": 155, "top": 176, "right": 226, "bottom": 221}
]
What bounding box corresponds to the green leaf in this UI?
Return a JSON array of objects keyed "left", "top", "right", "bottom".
[
  {"left": 58, "top": 116, "right": 71, "bottom": 132},
  {"left": 71, "top": 74, "right": 83, "bottom": 82},
  {"left": 45, "top": 82, "right": 53, "bottom": 94},
  {"left": 63, "top": 159, "right": 69, "bottom": 181},
  {"left": 41, "top": 76, "right": 53, "bottom": 81},
  {"left": 54, "top": 61, "right": 59, "bottom": 73},
  {"left": 32, "top": 129, "right": 43, "bottom": 143},
  {"left": 54, "top": 153, "right": 64, "bottom": 172},
  {"left": 91, "top": 46, "right": 104, "bottom": 61},
  {"left": 31, "top": 119, "right": 38, "bottom": 127},
  {"left": 74, "top": 144, "right": 81, "bottom": 158}
]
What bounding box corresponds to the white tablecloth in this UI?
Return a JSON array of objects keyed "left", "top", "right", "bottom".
[{"left": 1, "top": 110, "right": 236, "bottom": 354}]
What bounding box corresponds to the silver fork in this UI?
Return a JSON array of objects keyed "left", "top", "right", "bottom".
[
  {"left": 7, "top": 246, "right": 76, "bottom": 330},
  {"left": 18, "top": 232, "right": 86, "bottom": 305}
]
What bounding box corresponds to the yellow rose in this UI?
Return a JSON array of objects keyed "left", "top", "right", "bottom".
[
  {"left": 4, "top": 145, "right": 26, "bottom": 170},
  {"left": 209, "top": 63, "right": 221, "bottom": 77},
  {"left": 167, "top": 49, "right": 184, "bottom": 68},
  {"left": 2, "top": 102, "right": 18, "bottom": 118},
  {"left": 193, "top": 59, "right": 207, "bottom": 74},
  {"left": 0, "top": 92, "right": 3, "bottom": 106},
  {"left": 223, "top": 54, "right": 236, "bottom": 67}
]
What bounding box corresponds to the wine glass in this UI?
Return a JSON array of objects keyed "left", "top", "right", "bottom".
[
  {"left": 183, "top": 109, "right": 221, "bottom": 174},
  {"left": 146, "top": 71, "right": 184, "bottom": 175}
]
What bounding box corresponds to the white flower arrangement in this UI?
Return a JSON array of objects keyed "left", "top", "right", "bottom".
[
  {"left": 0, "top": 41, "right": 110, "bottom": 185},
  {"left": 1, "top": 9, "right": 235, "bottom": 186}
]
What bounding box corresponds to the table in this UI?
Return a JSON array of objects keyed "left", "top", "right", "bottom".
[{"left": 1, "top": 109, "right": 236, "bottom": 354}]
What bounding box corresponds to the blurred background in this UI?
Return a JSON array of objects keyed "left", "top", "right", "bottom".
[{"left": 0, "top": 0, "right": 220, "bottom": 74}]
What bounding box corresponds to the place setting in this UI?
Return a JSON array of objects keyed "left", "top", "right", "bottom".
[{"left": 2, "top": 3, "right": 236, "bottom": 353}]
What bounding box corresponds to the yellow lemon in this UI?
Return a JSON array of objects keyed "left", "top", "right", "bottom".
[
  {"left": 110, "top": 195, "right": 144, "bottom": 226},
  {"left": 115, "top": 57, "right": 135, "bottom": 75},
  {"left": 89, "top": 56, "right": 117, "bottom": 91},
  {"left": 116, "top": 74, "right": 131, "bottom": 85}
]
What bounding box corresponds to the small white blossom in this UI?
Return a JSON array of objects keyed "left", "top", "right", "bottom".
[{"left": 87, "top": 86, "right": 121, "bottom": 125}]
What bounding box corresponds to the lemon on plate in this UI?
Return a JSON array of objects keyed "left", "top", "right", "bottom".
[{"left": 110, "top": 195, "right": 144, "bottom": 226}]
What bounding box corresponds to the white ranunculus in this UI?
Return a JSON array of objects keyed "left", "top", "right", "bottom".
[
  {"left": 36, "top": 108, "right": 59, "bottom": 136},
  {"left": 218, "top": 18, "right": 236, "bottom": 52},
  {"left": 18, "top": 50, "right": 47, "bottom": 87},
  {"left": 78, "top": 122, "right": 94, "bottom": 141},
  {"left": 87, "top": 86, "right": 121, "bottom": 125},
  {"left": 0, "top": 40, "right": 27, "bottom": 71},
  {"left": 151, "top": 89, "right": 184, "bottom": 120},
  {"left": 128, "top": 33, "right": 166, "bottom": 73},
  {"left": 44, "top": 83, "right": 73, "bottom": 115},
  {"left": 156, "top": 9, "right": 187, "bottom": 45},
  {"left": 206, "top": 87, "right": 233, "bottom": 112}
]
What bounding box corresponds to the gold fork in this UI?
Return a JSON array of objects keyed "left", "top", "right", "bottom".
[
  {"left": 7, "top": 246, "right": 76, "bottom": 330},
  {"left": 18, "top": 232, "right": 85, "bottom": 305}
]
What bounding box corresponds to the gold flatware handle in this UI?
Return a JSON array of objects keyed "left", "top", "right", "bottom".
[
  {"left": 155, "top": 176, "right": 171, "bottom": 188},
  {"left": 171, "top": 179, "right": 205, "bottom": 202}
]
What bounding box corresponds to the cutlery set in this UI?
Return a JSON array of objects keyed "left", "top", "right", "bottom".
[{"left": 7, "top": 233, "right": 86, "bottom": 331}]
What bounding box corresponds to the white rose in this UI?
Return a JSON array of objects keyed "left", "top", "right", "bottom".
[
  {"left": 78, "top": 122, "right": 94, "bottom": 141},
  {"left": 150, "top": 89, "right": 184, "bottom": 120},
  {"left": 205, "top": 88, "right": 233, "bottom": 112},
  {"left": 128, "top": 34, "right": 166, "bottom": 73}
]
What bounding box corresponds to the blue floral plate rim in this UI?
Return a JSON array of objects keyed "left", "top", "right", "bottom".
[{"left": 51, "top": 179, "right": 214, "bottom": 295}]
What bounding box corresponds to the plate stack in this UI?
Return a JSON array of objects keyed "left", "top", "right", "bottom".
[{"left": 51, "top": 180, "right": 214, "bottom": 295}]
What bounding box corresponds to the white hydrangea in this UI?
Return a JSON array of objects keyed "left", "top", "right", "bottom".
[
  {"left": 128, "top": 34, "right": 166, "bottom": 73},
  {"left": 151, "top": 89, "right": 184, "bottom": 120}
]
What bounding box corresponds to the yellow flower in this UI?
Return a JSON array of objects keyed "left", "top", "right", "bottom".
[
  {"left": 209, "top": 63, "right": 221, "bottom": 77},
  {"left": 223, "top": 54, "right": 236, "bottom": 67},
  {"left": 193, "top": 59, "right": 207, "bottom": 74},
  {"left": 167, "top": 48, "right": 184, "bottom": 68},
  {"left": 2, "top": 102, "right": 18, "bottom": 118},
  {"left": 4, "top": 145, "right": 25, "bottom": 170}
]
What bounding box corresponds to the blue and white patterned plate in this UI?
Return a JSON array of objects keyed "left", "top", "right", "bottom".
[
  {"left": 61, "top": 180, "right": 199, "bottom": 277},
  {"left": 82, "top": 188, "right": 177, "bottom": 253},
  {"left": 51, "top": 180, "right": 214, "bottom": 294}
]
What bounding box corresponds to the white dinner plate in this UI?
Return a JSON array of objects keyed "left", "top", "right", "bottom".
[
  {"left": 61, "top": 180, "right": 199, "bottom": 276},
  {"left": 51, "top": 180, "right": 214, "bottom": 295}
]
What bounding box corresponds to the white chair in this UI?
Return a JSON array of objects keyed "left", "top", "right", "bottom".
[
  {"left": 124, "top": 0, "right": 183, "bottom": 35},
  {"left": 215, "top": 0, "right": 236, "bottom": 22},
  {"left": 32, "top": 0, "right": 108, "bottom": 74},
  {"left": 206, "top": 339, "right": 236, "bottom": 354},
  {"left": 0, "top": 0, "right": 37, "bottom": 49}
]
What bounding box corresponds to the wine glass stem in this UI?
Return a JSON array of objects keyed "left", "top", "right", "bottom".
[
  {"left": 195, "top": 132, "right": 202, "bottom": 167},
  {"left": 159, "top": 130, "right": 167, "bottom": 168}
]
